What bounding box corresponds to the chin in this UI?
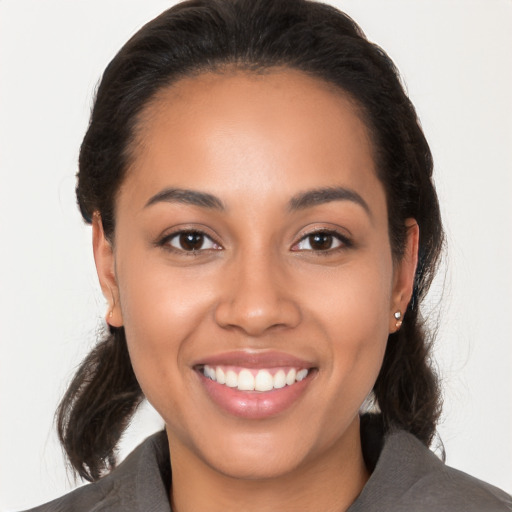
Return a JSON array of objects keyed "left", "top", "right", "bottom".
[{"left": 206, "top": 448, "right": 306, "bottom": 481}]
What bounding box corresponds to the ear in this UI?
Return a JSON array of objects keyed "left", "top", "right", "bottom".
[
  {"left": 389, "top": 218, "right": 419, "bottom": 333},
  {"left": 92, "top": 213, "right": 123, "bottom": 327}
]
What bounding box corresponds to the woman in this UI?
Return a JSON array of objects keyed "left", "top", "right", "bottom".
[{"left": 13, "top": 0, "right": 511, "bottom": 510}]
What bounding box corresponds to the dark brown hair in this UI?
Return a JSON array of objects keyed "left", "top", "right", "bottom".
[{"left": 59, "top": 0, "right": 444, "bottom": 481}]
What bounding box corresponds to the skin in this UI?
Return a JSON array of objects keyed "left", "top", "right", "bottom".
[{"left": 93, "top": 69, "right": 418, "bottom": 512}]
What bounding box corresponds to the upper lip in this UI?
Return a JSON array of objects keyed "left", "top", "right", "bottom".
[{"left": 193, "top": 350, "right": 316, "bottom": 369}]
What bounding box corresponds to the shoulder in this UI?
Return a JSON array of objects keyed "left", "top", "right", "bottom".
[
  {"left": 414, "top": 461, "right": 512, "bottom": 511},
  {"left": 394, "top": 432, "right": 512, "bottom": 511},
  {"left": 351, "top": 429, "right": 512, "bottom": 512},
  {"left": 21, "top": 431, "right": 171, "bottom": 512}
]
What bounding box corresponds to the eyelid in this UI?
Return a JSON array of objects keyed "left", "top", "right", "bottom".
[
  {"left": 291, "top": 227, "right": 353, "bottom": 252},
  {"left": 169, "top": 232, "right": 219, "bottom": 251},
  {"left": 156, "top": 225, "right": 223, "bottom": 253}
]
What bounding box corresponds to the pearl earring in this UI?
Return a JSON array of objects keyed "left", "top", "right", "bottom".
[{"left": 394, "top": 311, "right": 403, "bottom": 329}]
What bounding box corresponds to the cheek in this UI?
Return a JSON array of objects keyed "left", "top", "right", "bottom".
[
  {"left": 114, "top": 256, "right": 217, "bottom": 399},
  {"left": 304, "top": 257, "right": 393, "bottom": 385},
  {"left": 307, "top": 255, "right": 393, "bottom": 334}
]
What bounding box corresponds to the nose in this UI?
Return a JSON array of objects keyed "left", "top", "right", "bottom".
[{"left": 214, "top": 251, "right": 302, "bottom": 336}]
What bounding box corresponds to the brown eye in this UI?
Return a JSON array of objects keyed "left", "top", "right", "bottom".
[
  {"left": 179, "top": 232, "right": 204, "bottom": 250},
  {"left": 167, "top": 231, "right": 219, "bottom": 252},
  {"left": 309, "top": 233, "right": 334, "bottom": 250},
  {"left": 294, "top": 231, "right": 345, "bottom": 252}
]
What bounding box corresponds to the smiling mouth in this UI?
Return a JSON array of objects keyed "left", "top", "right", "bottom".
[
  {"left": 199, "top": 365, "right": 311, "bottom": 392},
  {"left": 195, "top": 354, "right": 317, "bottom": 418}
]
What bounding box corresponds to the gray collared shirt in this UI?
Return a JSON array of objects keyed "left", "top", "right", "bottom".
[{"left": 25, "top": 428, "right": 512, "bottom": 512}]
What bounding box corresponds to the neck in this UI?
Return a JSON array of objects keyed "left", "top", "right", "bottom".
[{"left": 168, "top": 417, "right": 369, "bottom": 512}]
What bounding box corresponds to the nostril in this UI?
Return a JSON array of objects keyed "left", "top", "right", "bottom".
[{"left": 214, "top": 297, "right": 301, "bottom": 335}]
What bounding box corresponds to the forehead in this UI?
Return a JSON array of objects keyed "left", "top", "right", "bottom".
[{"left": 122, "top": 68, "right": 382, "bottom": 213}]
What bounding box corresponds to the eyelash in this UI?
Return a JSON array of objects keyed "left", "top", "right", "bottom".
[
  {"left": 292, "top": 229, "right": 352, "bottom": 254},
  {"left": 157, "top": 229, "right": 222, "bottom": 255},
  {"left": 156, "top": 228, "right": 352, "bottom": 255}
]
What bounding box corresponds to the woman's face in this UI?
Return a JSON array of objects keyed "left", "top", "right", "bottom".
[{"left": 94, "top": 69, "right": 417, "bottom": 480}]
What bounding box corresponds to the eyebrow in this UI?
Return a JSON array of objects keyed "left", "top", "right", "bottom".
[
  {"left": 288, "top": 186, "right": 371, "bottom": 217},
  {"left": 144, "top": 185, "right": 371, "bottom": 216},
  {"left": 145, "top": 188, "right": 225, "bottom": 210}
]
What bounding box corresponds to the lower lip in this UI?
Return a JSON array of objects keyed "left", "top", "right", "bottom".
[{"left": 198, "top": 371, "right": 314, "bottom": 419}]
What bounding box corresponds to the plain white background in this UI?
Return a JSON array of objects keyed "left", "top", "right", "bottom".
[{"left": 1, "top": 0, "right": 511, "bottom": 509}]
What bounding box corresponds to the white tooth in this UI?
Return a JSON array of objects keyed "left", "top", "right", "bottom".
[
  {"left": 238, "top": 369, "right": 255, "bottom": 390},
  {"left": 285, "top": 368, "right": 296, "bottom": 386},
  {"left": 254, "top": 370, "right": 274, "bottom": 392},
  {"left": 205, "top": 365, "right": 216, "bottom": 380},
  {"left": 225, "top": 370, "right": 238, "bottom": 388},
  {"left": 296, "top": 369, "right": 308, "bottom": 382},
  {"left": 273, "top": 370, "right": 286, "bottom": 389},
  {"left": 216, "top": 367, "right": 226, "bottom": 384}
]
